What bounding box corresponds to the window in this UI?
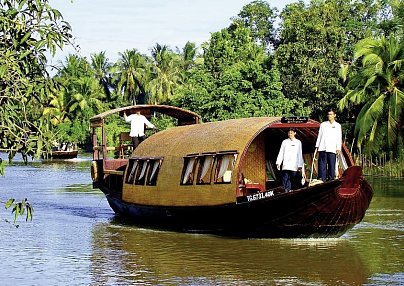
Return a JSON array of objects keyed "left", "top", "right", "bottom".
[
  {"left": 214, "top": 153, "right": 237, "bottom": 183},
  {"left": 196, "top": 155, "right": 214, "bottom": 184},
  {"left": 135, "top": 160, "right": 148, "bottom": 185},
  {"left": 126, "top": 159, "right": 139, "bottom": 184},
  {"left": 146, "top": 159, "right": 162, "bottom": 186},
  {"left": 181, "top": 151, "right": 237, "bottom": 185},
  {"left": 126, "top": 157, "right": 163, "bottom": 186},
  {"left": 181, "top": 155, "right": 198, "bottom": 185}
]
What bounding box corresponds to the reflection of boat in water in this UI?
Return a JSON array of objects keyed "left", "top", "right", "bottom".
[
  {"left": 90, "top": 105, "right": 373, "bottom": 238},
  {"left": 90, "top": 223, "right": 369, "bottom": 285}
]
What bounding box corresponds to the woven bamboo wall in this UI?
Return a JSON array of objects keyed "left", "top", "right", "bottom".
[{"left": 241, "top": 134, "right": 266, "bottom": 186}]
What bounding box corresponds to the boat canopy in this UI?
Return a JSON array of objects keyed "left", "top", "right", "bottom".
[
  {"left": 90, "top": 105, "right": 201, "bottom": 128},
  {"left": 132, "top": 116, "right": 320, "bottom": 158},
  {"left": 122, "top": 116, "right": 322, "bottom": 206}
]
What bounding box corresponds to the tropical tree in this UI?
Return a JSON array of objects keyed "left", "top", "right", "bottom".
[
  {"left": 49, "top": 55, "right": 95, "bottom": 122},
  {"left": 178, "top": 41, "right": 197, "bottom": 71},
  {"left": 58, "top": 54, "right": 91, "bottom": 79},
  {"left": 231, "top": 0, "right": 278, "bottom": 49},
  {"left": 43, "top": 54, "right": 106, "bottom": 145},
  {"left": 115, "top": 49, "right": 149, "bottom": 105},
  {"left": 43, "top": 81, "right": 69, "bottom": 126},
  {"left": 339, "top": 35, "right": 404, "bottom": 155},
  {"left": 391, "top": 0, "right": 404, "bottom": 37},
  {"left": 275, "top": 0, "right": 386, "bottom": 120},
  {"left": 378, "top": 0, "right": 404, "bottom": 37},
  {"left": 0, "top": 0, "right": 73, "bottom": 223},
  {"left": 148, "top": 43, "right": 181, "bottom": 104},
  {"left": 0, "top": 0, "right": 73, "bottom": 159},
  {"left": 91, "top": 51, "right": 114, "bottom": 101},
  {"left": 173, "top": 25, "right": 309, "bottom": 122},
  {"left": 176, "top": 41, "right": 198, "bottom": 84},
  {"left": 68, "top": 76, "right": 105, "bottom": 120}
]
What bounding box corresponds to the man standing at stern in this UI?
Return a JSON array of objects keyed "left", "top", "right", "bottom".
[
  {"left": 124, "top": 111, "right": 155, "bottom": 149},
  {"left": 315, "top": 108, "right": 342, "bottom": 182},
  {"left": 276, "top": 128, "right": 305, "bottom": 192}
]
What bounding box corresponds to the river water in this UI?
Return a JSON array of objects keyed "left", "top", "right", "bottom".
[{"left": 0, "top": 153, "right": 403, "bottom": 286}]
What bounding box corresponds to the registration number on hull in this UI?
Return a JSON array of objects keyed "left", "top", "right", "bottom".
[{"left": 237, "top": 190, "right": 274, "bottom": 204}]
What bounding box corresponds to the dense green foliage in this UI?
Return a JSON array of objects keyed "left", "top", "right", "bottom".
[
  {"left": 1, "top": 0, "right": 403, "bottom": 162},
  {"left": 339, "top": 35, "right": 404, "bottom": 155},
  {"left": 275, "top": 0, "right": 386, "bottom": 120},
  {"left": 172, "top": 25, "right": 309, "bottom": 121},
  {"left": 0, "top": 0, "right": 73, "bottom": 159},
  {"left": 0, "top": 0, "right": 73, "bottom": 223},
  {"left": 231, "top": 0, "right": 278, "bottom": 48}
]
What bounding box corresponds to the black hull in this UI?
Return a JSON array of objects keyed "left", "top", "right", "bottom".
[
  {"left": 50, "top": 150, "right": 78, "bottom": 159},
  {"left": 102, "top": 179, "right": 372, "bottom": 238}
]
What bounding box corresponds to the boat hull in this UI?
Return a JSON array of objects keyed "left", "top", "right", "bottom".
[
  {"left": 50, "top": 150, "right": 78, "bottom": 159},
  {"left": 101, "top": 178, "right": 373, "bottom": 238}
]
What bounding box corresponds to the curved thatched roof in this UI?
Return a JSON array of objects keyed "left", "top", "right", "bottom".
[
  {"left": 90, "top": 105, "right": 201, "bottom": 127},
  {"left": 133, "top": 117, "right": 282, "bottom": 157},
  {"left": 123, "top": 116, "right": 322, "bottom": 207}
]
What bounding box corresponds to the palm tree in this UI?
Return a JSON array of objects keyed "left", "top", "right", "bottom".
[
  {"left": 68, "top": 77, "right": 105, "bottom": 120},
  {"left": 43, "top": 83, "right": 69, "bottom": 126},
  {"left": 58, "top": 54, "right": 91, "bottom": 79},
  {"left": 339, "top": 35, "right": 404, "bottom": 153},
  {"left": 54, "top": 54, "right": 105, "bottom": 120},
  {"left": 148, "top": 43, "right": 181, "bottom": 104},
  {"left": 178, "top": 41, "right": 197, "bottom": 71},
  {"left": 115, "top": 49, "right": 148, "bottom": 105},
  {"left": 175, "top": 41, "right": 198, "bottom": 84},
  {"left": 90, "top": 51, "right": 113, "bottom": 100}
]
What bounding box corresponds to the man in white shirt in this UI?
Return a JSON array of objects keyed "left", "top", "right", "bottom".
[
  {"left": 276, "top": 128, "right": 305, "bottom": 192},
  {"left": 124, "top": 111, "right": 155, "bottom": 149},
  {"left": 315, "top": 108, "right": 342, "bottom": 182}
]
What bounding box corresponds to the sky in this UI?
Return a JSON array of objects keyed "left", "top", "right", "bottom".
[{"left": 49, "top": 0, "right": 300, "bottom": 65}]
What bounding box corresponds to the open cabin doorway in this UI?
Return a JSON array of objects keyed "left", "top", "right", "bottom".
[
  {"left": 238, "top": 126, "right": 320, "bottom": 196},
  {"left": 262, "top": 127, "right": 319, "bottom": 190}
]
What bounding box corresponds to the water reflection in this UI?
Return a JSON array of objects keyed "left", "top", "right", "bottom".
[
  {"left": 90, "top": 222, "right": 369, "bottom": 286},
  {"left": 1, "top": 152, "right": 403, "bottom": 285},
  {"left": 367, "top": 176, "right": 404, "bottom": 196},
  {"left": 346, "top": 177, "right": 404, "bottom": 285}
]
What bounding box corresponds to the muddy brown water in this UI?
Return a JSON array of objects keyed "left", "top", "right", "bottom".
[{"left": 0, "top": 153, "right": 403, "bottom": 285}]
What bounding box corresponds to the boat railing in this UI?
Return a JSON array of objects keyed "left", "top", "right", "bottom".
[
  {"left": 92, "top": 128, "right": 159, "bottom": 160},
  {"left": 118, "top": 132, "right": 133, "bottom": 158},
  {"left": 90, "top": 105, "right": 202, "bottom": 161}
]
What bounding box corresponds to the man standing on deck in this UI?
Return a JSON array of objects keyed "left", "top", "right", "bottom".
[
  {"left": 315, "top": 108, "right": 342, "bottom": 182},
  {"left": 124, "top": 111, "right": 156, "bottom": 149},
  {"left": 276, "top": 128, "right": 305, "bottom": 192}
]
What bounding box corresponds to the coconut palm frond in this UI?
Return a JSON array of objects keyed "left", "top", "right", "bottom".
[
  {"left": 342, "top": 34, "right": 404, "bottom": 153},
  {"left": 355, "top": 93, "right": 385, "bottom": 145},
  {"left": 362, "top": 53, "right": 383, "bottom": 68},
  {"left": 387, "top": 88, "right": 404, "bottom": 146}
]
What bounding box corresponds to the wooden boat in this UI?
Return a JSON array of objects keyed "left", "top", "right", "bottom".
[
  {"left": 90, "top": 105, "right": 373, "bottom": 238},
  {"left": 50, "top": 149, "right": 78, "bottom": 159}
]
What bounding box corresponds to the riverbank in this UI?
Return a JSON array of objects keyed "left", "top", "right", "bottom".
[{"left": 356, "top": 154, "right": 404, "bottom": 178}]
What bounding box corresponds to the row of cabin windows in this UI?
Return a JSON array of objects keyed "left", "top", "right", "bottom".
[
  {"left": 181, "top": 153, "right": 237, "bottom": 185},
  {"left": 126, "top": 158, "right": 163, "bottom": 186}
]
